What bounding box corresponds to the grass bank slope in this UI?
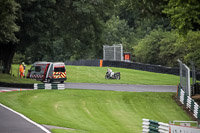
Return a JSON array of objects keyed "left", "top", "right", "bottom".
[
  {"left": 0, "top": 90, "right": 191, "bottom": 133},
  {"left": 3, "top": 64, "right": 179, "bottom": 85},
  {"left": 0, "top": 64, "right": 39, "bottom": 84},
  {"left": 66, "top": 65, "right": 179, "bottom": 85}
]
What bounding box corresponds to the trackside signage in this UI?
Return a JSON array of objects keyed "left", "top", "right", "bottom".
[{"left": 170, "top": 125, "right": 200, "bottom": 133}]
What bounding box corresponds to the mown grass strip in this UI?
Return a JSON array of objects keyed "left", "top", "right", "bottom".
[{"left": 0, "top": 90, "right": 191, "bottom": 133}]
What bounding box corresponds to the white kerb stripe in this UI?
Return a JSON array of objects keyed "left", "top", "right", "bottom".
[{"left": 0, "top": 103, "right": 51, "bottom": 133}]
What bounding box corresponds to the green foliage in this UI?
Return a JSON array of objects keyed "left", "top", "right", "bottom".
[
  {"left": 103, "top": 16, "right": 136, "bottom": 51},
  {"left": 177, "top": 31, "right": 200, "bottom": 67},
  {"left": 134, "top": 29, "right": 179, "bottom": 66},
  {"left": 119, "top": 0, "right": 170, "bottom": 35},
  {"left": 14, "top": 0, "right": 117, "bottom": 63},
  {"left": 12, "top": 53, "right": 25, "bottom": 64},
  {"left": 134, "top": 29, "right": 200, "bottom": 68},
  {"left": 0, "top": 90, "right": 191, "bottom": 133},
  {"left": 1, "top": 0, "right": 200, "bottom": 69},
  {"left": 0, "top": 0, "right": 20, "bottom": 44},
  {"left": 163, "top": 0, "right": 200, "bottom": 35},
  {"left": 16, "top": 0, "right": 59, "bottom": 62}
]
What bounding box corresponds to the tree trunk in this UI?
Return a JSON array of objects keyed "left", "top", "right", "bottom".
[{"left": 0, "top": 43, "right": 16, "bottom": 74}]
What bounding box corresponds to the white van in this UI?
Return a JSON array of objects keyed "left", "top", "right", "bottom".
[{"left": 27, "top": 62, "right": 67, "bottom": 83}]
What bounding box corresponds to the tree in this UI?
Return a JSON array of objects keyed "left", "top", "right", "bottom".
[
  {"left": 55, "top": 0, "right": 117, "bottom": 60},
  {"left": 134, "top": 29, "right": 180, "bottom": 66},
  {"left": 163, "top": 0, "right": 200, "bottom": 35},
  {"left": 16, "top": 0, "right": 59, "bottom": 63},
  {"left": 102, "top": 15, "right": 135, "bottom": 52},
  {"left": 177, "top": 31, "right": 200, "bottom": 67},
  {"left": 0, "top": 0, "right": 20, "bottom": 73},
  {"left": 119, "top": 0, "right": 170, "bottom": 32}
]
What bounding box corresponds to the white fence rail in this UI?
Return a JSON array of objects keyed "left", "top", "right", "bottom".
[
  {"left": 34, "top": 83, "right": 65, "bottom": 90},
  {"left": 142, "top": 118, "right": 169, "bottom": 133},
  {"left": 178, "top": 84, "right": 200, "bottom": 120}
]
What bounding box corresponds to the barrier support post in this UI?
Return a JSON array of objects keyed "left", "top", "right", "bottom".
[{"left": 100, "top": 60, "right": 103, "bottom": 67}]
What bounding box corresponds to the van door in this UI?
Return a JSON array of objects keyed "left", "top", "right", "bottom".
[
  {"left": 53, "top": 66, "right": 66, "bottom": 79},
  {"left": 42, "top": 63, "right": 50, "bottom": 81},
  {"left": 27, "top": 66, "right": 35, "bottom": 78}
]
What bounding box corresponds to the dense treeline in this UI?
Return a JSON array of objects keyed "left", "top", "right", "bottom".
[{"left": 0, "top": 0, "right": 200, "bottom": 73}]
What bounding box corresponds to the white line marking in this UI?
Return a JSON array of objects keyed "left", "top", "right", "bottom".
[
  {"left": 0, "top": 103, "right": 51, "bottom": 133},
  {"left": 0, "top": 89, "right": 32, "bottom": 93}
]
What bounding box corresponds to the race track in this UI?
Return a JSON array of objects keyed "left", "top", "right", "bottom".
[
  {"left": 0, "top": 83, "right": 177, "bottom": 133},
  {"left": 65, "top": 83, "right": 177, "bottom": 92}
]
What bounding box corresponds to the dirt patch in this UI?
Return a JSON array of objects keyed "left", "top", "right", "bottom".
[
  {"left": 192, "top": 95, "right": 200, "bottom": 105},
  {"left": 192, "top": 95, "right": 200, "bottom": 99},
  {"left": 172, "top": 94, "right": 199, "bottom": 122}
]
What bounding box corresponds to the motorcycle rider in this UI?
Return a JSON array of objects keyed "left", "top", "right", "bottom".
[{"left": 107, "top": 68, "right": 114, "bottom": 78}]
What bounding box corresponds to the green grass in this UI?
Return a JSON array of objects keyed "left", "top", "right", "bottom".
[
  {"left": 66, "top": 65, "right": 179, "bottom": 85},
  {"left": 0, "top": 74, "right": 40, "bottom": 84},
  {"left": 0, "top": 90, "right": 191, "bottom": 133},
  {"left": 1, "top": 64, "right": 179, "bottom": 85},
  {"left": 11, "top": 64, "right": 31, "bottom": 78},
  {"left": 0, "top": 64, "right": 40, "bottom": 84}
]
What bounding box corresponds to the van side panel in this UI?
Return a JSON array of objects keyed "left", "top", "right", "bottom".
[
  {"left": 29, "top": 63, "right": 50, "bottom": 81},
  {"left": 42, "top": 63, "right": 50, "bottom": 81}
]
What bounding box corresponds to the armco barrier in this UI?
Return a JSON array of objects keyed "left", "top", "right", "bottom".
[
  {"left": 103, "top": 60, "right": 179, "bottom": 75},
  {"left": 178, "top": 84, "right": 200, "bottom": 120},
  {"left": 142, "top": 118, "right": 169, "bottom": 133},
  {"left": 65, "top": 59, "right": 100, "bottom": 66},
  {"left": 0, "top": 82, "right": 33, "bottom": 88},
  {"left": 34, "top": 83, "right": 65, "bottom": 90}
]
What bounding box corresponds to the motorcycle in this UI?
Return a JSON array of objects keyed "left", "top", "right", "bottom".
[{"left": 105, "top": 72, "right": 120, "bottom": 80}]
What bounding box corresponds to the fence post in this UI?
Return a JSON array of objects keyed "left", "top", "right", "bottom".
[
  {"left": 198, "top": 107, "right": 200, "bottom": 120},
  {"left": 191, "top": 99, "right": 194, "bottom": 113},
  {"left": 142, "top": 119, "right": 169, "bottom": 133},
  {"left": 100, "top": 60, "right": 103, "bottom": 67},
  {"left": 177, "top": 84, "right": 181, "bottom": 97}
]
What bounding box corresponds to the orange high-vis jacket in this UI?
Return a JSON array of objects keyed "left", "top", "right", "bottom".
[{"left": 19, "top": 64, "right": 24, "bottom": 73}]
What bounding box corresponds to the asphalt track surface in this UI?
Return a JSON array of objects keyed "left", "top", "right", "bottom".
[
  {"left": 0, "top": 103, "right": 50, "bottom": 133},
  {"left": 0, "top": 83, "right": 177, "bottom": 133},
  {"left": 64, "top": 83, "right": 177, "bottom": 92}
]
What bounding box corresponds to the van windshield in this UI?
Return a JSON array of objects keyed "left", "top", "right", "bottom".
[{"left": 54, "top": 67, "right": 65, "bottom": 72}]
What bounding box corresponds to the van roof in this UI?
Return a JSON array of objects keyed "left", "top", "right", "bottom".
[
  {"left": 34, "top": 61, "right": 51, "bottom": 64},
  {"left": 33, "top": 61, "right": 65, "bottom": 65}
]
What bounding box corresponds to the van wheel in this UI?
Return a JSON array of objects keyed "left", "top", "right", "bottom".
[
  {"left": 47, "top": 79, "right": 51, "bottom": 83},
  {"left": 60, "top": 81, "right": 64, "bottom": 83}
]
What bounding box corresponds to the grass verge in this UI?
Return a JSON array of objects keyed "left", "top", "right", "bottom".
[
  {"left": 0, "top": 74, "right": 40, "bottom": 84},
  {"left": 1, "top": 64, "right": 179, "bottom": 85},
  {"left": 0, "top": 90, "right": 191, "bottom": 133}
]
